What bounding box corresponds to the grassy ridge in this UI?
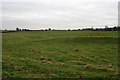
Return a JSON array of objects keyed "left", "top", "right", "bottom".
[{"left": 2, "top": 31, "right": 118, "bottom": 78}]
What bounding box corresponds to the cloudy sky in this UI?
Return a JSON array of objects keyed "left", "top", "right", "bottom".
[{"left": 1, "top": 0, "right": 119, "bottom": 30}]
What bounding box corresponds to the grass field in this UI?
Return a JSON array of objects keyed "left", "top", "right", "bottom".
[{"left": 2, "top": 31, "right": 118, "bottom": 78}]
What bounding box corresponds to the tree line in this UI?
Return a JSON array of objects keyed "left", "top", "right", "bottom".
[
  {"left": 1, "top": 26, "right": 120, "bottom": 33},
  {"left": 15, "top": 26, "right": 120, "bottom": 31},
  {"left": 81, "top": 26, "right": 120, "bottom": 31}
]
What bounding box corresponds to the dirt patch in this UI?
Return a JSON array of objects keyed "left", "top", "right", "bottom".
[{"left": 83, "top": 64, "right": 93, "bottom": 69}]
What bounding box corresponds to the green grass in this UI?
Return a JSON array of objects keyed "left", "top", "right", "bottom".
[{"left": 2, "top": 31, "right": 118, "bottom": 78}]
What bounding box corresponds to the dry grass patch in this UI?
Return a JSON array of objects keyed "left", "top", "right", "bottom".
[
  {"left": 83, "top": 64, "right": 94, "bottom": 69},
  {"left": 99, "top": 65, "right": 115, "bottom": 72},
  {"left": 71, "top": 60, "right": 86, "bottom": 65},
  {"left": 14, "top": 66, "right": 23, "bottom": 71}
]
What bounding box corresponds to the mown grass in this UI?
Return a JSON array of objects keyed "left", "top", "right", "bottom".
[{"left": 2, "top": 31, "right": 118, "bottom": 78}]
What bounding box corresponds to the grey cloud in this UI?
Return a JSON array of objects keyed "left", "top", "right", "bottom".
[{"left": 2, "top": 0, "right": 118, "bottom": 30}]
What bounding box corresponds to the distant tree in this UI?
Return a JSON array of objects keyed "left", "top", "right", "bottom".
[
  {"left": 105, "top": 25, "right": 109, "bottom": 31},
  {"left": 68, "top": 29, "right": 70, "bottom": 31},
  {"left": 48, "top": 28, "right": 51, "bottom": 31},
  {"left": 5, "top": 29, "right": 7, "bottom": 31},
  {"left": 45, "top": 29, "right": 48, "bottom": 31},
  {"left": 22, "top": 29, "right": 24, "bottom": 31},
  {"left": 16, "top": 28, "right": 20, "bottom": 31},
  {"left": 113, "top": 26, "right": 117, "bottom": 31},
  {"left": 105, "top": 25, "right": 108, "bottom": 28},
  {"left": 19, "top": 29, "right": 21, "bottom": 31},
  {"left": 24, "top": 29, "right": 27, "bottom": 31},
  {"left": 91, "top": 26, "right": 94, "bottom": 31}
]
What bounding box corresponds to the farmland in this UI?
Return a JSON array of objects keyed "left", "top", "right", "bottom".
[{"left": 2, "top": 31, "right": 118, "bottom": 78}]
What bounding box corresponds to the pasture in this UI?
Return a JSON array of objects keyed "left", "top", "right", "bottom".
[{"left": 2, "top": 31, "right": 118, "bottom": 78}]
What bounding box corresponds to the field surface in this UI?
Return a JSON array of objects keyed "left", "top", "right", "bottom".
[{"left": 2, "top": 31, "right": 118, "bottom": 78}]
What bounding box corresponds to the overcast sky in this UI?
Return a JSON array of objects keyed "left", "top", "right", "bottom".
[{"left": 1, "top": 0, "right": 119, "bottom": 30}]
